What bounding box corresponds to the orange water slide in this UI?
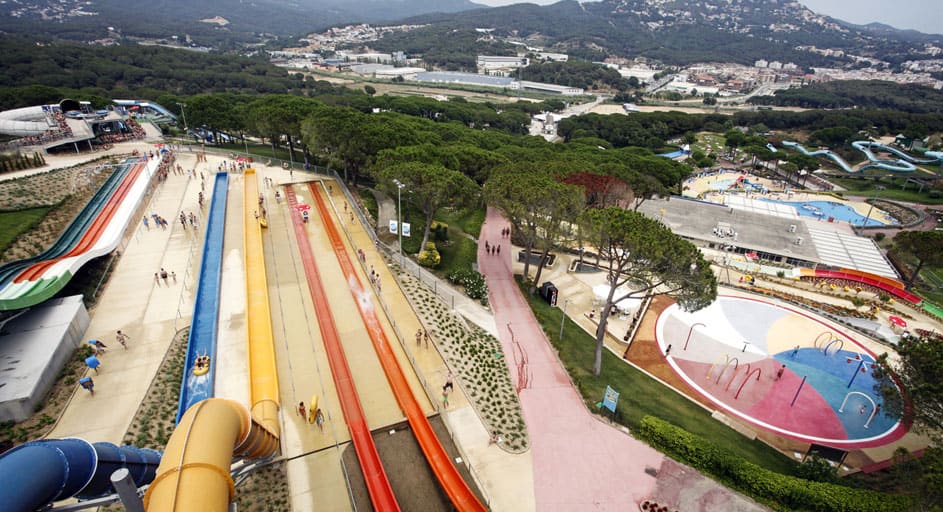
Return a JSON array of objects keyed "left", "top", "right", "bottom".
[
  {"left": 308, "top": 183, "right": 487, "bottom": 512},
  {"left": 14, "top": 161, "right": 146, "bottom": 283},
  {"left": 284, "top": 186, "right": 400, "bottom": 511}
]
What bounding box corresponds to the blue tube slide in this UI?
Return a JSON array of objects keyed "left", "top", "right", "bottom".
[
  {"left": 0, "top": 159, "right": 136, "bottom": 287},
  {"left": 0, "top": 438, "right": 160, "bottom": 511},
  {"left": 176, "top": 173, "right": 229, "bottom": 423},
  {"left": 783, "top": 140, "right": 943, "bottom": 173}
]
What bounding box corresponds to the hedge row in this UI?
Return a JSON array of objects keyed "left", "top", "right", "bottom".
[{"left": 636, "top": 416, "right": 913, "bottom": 512}]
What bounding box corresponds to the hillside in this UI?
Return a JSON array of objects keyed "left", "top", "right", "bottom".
[
  {"left": 0, "top": 0, "right": 478, "bottom": 47},
  {"left": 387, "top": 0, "right": 943, "bottom": 68}
]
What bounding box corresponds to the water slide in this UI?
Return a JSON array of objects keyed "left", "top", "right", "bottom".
[
  {"left": 13, "top": 160, "right": 147, "bottom": 283},
  {"left": 0, "top": 159, "right": 132, "bottom": 287},
  {"left": 175, "top": 173, "right": 229, "bottom": 422},
  {"left": 801, "top": 267, "right": 922, "bottom": 304},
  {"left": 146, "top": 169, "right": 281, "bottom": 512},
  {"left": 783, "top": 140, "right": 943, "bottom": 173},
  {"left": 113, "top": 100, "right": 177, "bottom": 121},
  {"left": 283, "top": 186, "right": 400, "bottom": 511},
  {"left": 242, "top": 169, "right": 281, "bottom": 437},
  {"left": 307, "top": 182, "right": 488, "bottom": 511},
  {"left": 0, "top": 157, "right": 158, "bottom": 311},
  {"left": 0, "top": 438, "right": 161, "bottom": 511}
]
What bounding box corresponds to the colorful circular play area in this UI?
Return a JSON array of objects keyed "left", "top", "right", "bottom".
[{"left": 656, "top": 296, "right": 909, "bottom": 448}]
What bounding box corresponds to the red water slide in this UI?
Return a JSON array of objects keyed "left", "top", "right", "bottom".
[
  {"left": 814, "top": 269, "right": 922, "bottom": 304},
  {"left": 14, "top": 162, "right": 146, "bottom": 283},
  {"left": 283, "top": 187, "right": 400, "bottom": 512},
  {"left": 308, "top": 183, "right": 487, "bottom": 512}
]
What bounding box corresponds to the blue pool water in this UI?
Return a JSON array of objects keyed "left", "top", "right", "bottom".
[{"left": 760, "top": 199, "right": 895, "bottom": 227}]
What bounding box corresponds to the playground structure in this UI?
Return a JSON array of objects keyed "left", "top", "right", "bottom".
[
  {"left": 657, "top": 295, "right": 908, "bottom": 448},
  {"left": 783, "top": 140, "right": 943, "bottom": 173}
]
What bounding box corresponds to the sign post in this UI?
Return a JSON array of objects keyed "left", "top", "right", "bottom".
[{"left": 602, "top": 385, "right": 619, "bottom": 420}]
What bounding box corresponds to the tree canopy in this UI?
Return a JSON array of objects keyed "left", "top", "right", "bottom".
[
  {"left": 579, "top": 207, "right": 717, "bottom": 375},
  {"left": 893, "top": 230, "right": 943, "bottom": 289}
]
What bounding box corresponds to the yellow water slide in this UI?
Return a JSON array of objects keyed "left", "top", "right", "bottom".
[
  {"left": 244, "top": 169, "right": 281, "bottom": 434},
  {"left": 143, "top": 399, "right": 278, "bottom": 511},
  {"left": 145, "top": 169, "right": 282, "bottom": 511}
]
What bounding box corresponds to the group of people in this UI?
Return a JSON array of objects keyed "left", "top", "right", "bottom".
[
  {"left": 297, "top": 401, "right": 325, "bottom": 432},
  {"left": 80, "top": 330, "right": 131, "bottom": 395},
  {"left": 415, "top": 328, "right": 431, "bottom": 349},
  {"left": 484, "top": 240, "right": 501, "bottom": 256},
  {"left": 145, "top": 213, "right": 170, "bottom": 230},
  {"left": 154, "top": 268, "right": 176, "bottom": 286}
]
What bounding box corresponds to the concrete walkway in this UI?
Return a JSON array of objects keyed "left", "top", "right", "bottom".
[{"left": 478, "top": 207, "right": 768, "bottom": 511}]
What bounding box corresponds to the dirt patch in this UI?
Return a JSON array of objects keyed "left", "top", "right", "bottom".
[{"left": 342, "top": 415, "right": 486, "bottom": 511}]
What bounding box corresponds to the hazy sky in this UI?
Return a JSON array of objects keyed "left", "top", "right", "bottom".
[{"left": 473, "top": 0, "right": 943, "bottom": 36}]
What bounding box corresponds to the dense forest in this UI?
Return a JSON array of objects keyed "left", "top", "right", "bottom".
[
  {"left": 749, "top": 80, "right": 943, "bottom": 114},
  {"left": 519, "top": 61, "right": 630, "bottom": 91},
  {"left": 559, "top": 109, "right": 943, "bottom": 150},
  {"left": 0, "top": 37, "right": 306, "bottom": 110}
]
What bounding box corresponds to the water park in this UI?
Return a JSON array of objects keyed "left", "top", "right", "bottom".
[
  {"left": 683, "top": 170, "right": 899, "bottom": 227},
  {"left": 0, "top": 123, "right": 938, "bottom": 512}
]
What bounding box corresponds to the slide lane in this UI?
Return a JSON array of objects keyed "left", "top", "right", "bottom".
[
  {"left": 176, "top": 173, "right": 229, "bottom": 422},
  {"left": 308, "top": 183, "right": 487, "bottom": 512},
  {"left": 784, "top": 140, "right": 943, "bottom": 173},
  {"left": 14, "top": 160, "right": 146, "bottom": 282},
  {"left": 243, "top": 169, "right": 280, "bottom": 435},
  {"left": 284, "top": 186, "right": 400, "bottom": 512},
  {"left": 0, "top": 157, "right": 159, "bottom": 310},
  {"left": 0, "top": 157, "right": 135, "bottom": 287}
]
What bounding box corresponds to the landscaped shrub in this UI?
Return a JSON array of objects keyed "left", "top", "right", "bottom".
[
  {"left": 431, "top": 221, "right": 449, "bottom": 242},
  {"left": 446, "top": 269, "right": 489, "bottom": 302},
  {"left": 636, "top": 416, "right": 914, "bottom": 512},
  {"left": 417, "top": 242, "right": 441, "bottom": 268}
]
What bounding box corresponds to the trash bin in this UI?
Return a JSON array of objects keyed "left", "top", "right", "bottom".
[{"left": 539, "top": 282, "right": 558, "bottom": 307}]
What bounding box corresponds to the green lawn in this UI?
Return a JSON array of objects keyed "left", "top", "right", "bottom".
[
  {"left": 436, "top": 206, "right": 485, "bottom": 238},
  {"left": 0, "top": 207, "right": 52, "bottom": 254},
  {"left": 826, "top": 176, "right": 943, "bottom": 204},
  {"left": 518, "top": 276, "right": 797, "bottom": 475}
]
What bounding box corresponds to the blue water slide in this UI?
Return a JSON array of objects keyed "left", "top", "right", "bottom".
[
  {"left": 783, "top": 140, "right": 943, "bottom": 173},
  {"left": 176, "top": 173, "right": 229, "bottom": 422},
  {"left": 0, "top": 159, "right": 136, "bottom": 287},
  {"left": 0, "top": 438, "right": 160, "bottom": 511},
  {"left": 113, "top": 100, "right": 177, "bottom": 121}
]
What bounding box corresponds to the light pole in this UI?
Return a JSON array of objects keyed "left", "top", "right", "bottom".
[
  {"left": 393, "top": 179, "right": 406, "bottom": 266},
  {"left": 559, "top": 298, "right": 572, "bottom": 341},
  {"left": 175, "top": 102, "right": 188, "bottom": 134},
  {"left": 862, "top": 185, "right": 885, "bottom": 228}
]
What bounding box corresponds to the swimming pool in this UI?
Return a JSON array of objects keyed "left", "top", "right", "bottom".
[{"left": 760, "top": 199, "right": 895, "bottom": 227}]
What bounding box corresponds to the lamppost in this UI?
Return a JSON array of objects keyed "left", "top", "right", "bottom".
[
  {"left": 175, "top": 102, "right": 188, "bottom": 134},
  {"left": 862, "top": 185, "right": 886, "bottom": 228},
  {"left": 393, "top": 179, "right": 406, "bottom": 266},
  {"left": 559, "top": 298, "right": 572, "bottom": 341}
]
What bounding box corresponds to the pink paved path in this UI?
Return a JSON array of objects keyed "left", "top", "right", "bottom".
[{"left": 479, "top": 208, "right": 664, "bottom": 511}]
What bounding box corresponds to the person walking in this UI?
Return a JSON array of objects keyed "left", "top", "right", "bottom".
[
  {"left": 314, "top": 408, "right": 324, "bottom": 433},
  {"left": 160, "top": 268, "right": 169, "bottom": 285},
  {"left": 154, "top": 272, "right": 161, "bottom": 287},
  {"left": 116, "top": 330, "right": 129, "bottom": 349},
  {"left": 79, "top": 376, "right": 95, "bottom": 395},
  {"left": 142, "top": 216, "right": 150, "bottom": 230},
  {"left": 297, "top": 401, "right": 306, "bottom": 419},
  {"left": 441, "top": 388, "right": 450, "bottom": 409},
  {"left": 416, "top": 328, "right": 423, "bottom": 347},
  {"left": 85, "top": 355, "right": 102, "bottom": 374},
  {"left": 89, "top": 339, "right": 107, "bottom": 355},
  {"left": 171, "top": 271, "right": 177, "bottom": 284},
  {"left": 775, "top": 364, "right": 786, "bottom": 381},
  {"left": 443, "top": 372, "right": 454, "bottom": 393}
]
